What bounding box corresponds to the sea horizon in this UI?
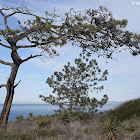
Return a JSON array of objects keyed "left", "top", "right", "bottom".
[
  {"left": 0, "top": 102, "right": 121, "bottom": 121},
  {"left": 0, "top": 101, "right": 122, "bottom": 105}
]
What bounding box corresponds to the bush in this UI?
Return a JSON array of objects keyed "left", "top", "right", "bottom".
[
  {"left": 16, "top": 115, "right": 24, "bottom": 122},
  {"left": 37, "top": 115, "right": 51, "bottom": 127},
  {"left": 74, "top": 112, "right": 90, "bottom": 121},
  {"left": 56, "top": 112, "right": 70, "bottom": 124},
  {"left": 108, "top": 98, "right": 140, "bottom": 122}
]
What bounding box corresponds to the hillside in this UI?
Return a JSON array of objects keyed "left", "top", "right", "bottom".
[{"left": 0, "top": 99, "right": 139, "bottom": 140}]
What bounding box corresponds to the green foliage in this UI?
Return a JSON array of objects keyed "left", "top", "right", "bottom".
[
  {"left": 108, "top": 98, "right": 140, "bottom": 122},
  {"left": 60, "top": 6, "right": 140, "bottom": 58},
  {"left": 28, "top": 113, "right": 35, "bottom": 121},
  {"left": 55, "top": 111, "right": 70, "bottom": 124},
  {"left": 40, "top": 54, "right": 108, "bottom": 114},
  {"left": 37, "top": 115, "right": 51, "bottom": 127},
  {"left": 55, "top": 111, "right": 90, "bottom": 123},
  {"left": 0, "top": 6, "right": 139, "bottom": 59},
  {"left": 105, "top": 116, "right": 119, "bottom": 133},
  {"left": 75, "top": 112, "right": 90, "bottom": 121},
  {"left": 16, "top": 115, "right": 24, "bottom": 121},
  {"left": 28, "top": 112, "right": 34, "bottom": 118}
]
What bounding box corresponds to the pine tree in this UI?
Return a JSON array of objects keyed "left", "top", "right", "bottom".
[
  {"left": 40, "top": 54, "right": 108, "bottom": 114},
  {"left": 0, "top": 5, "right": 140, "bottom": 130}
]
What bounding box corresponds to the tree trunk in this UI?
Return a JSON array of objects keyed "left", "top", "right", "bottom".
[
  {"left": 0, "top": 64, "right": 19, "bottom": 131},
  {"left": 69, "top": 92, "right": 73, "bottom": 114},
  {"left": 0, "top": 45, "right": 39, "bottom": 131}
]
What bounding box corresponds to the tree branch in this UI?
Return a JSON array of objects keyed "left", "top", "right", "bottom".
[
  {"left": 22, "top": 54, "right": 41, "bottom": 63},
  {"left": 0, "top": 10, "right": 11, "bottom": 30},
  {"left": 26, "top": 36, "right": 57, "bottom": 46},
  {"left": 0, "top": 59, "right": 13, "bottom": 66},
  {"left": 0, "top": 42, "right": 11, "bottom": 49},
  {"left": 0, "top": 6, "right": 38, "bottom": 38},
  {"left": 17, "top": 27, "right": 36, "bottom": 40},
  {"left": 17, "top": 44, "right": 36, "bottom": 49},
  {"left": 14, "top": 80, "right": 21, "bottom": 88},
  {"left": 6, "top": 11, "right": 22, "bottom": 18},
  {"left": 26, "top": 36, "right": 36, "bottom": 43},
  {"left": 0, "top": 84, "right": 6, "bottom": 88}
]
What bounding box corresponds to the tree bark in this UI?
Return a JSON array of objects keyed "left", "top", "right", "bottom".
[
  {"left": 0, "top": 46, "right": 40, "bottom": 131},
  {"left": 0, "top": 64, "right": 19, "bottom": 131},
  {"left": 0, "top": 48, "right": 21, "bottom": 131}
]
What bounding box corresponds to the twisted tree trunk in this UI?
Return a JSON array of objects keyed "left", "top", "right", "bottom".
[
  {"left": 0, "top": 44, "right": 41, "bottom": 131},
  {"left": 0, "top": 64, "right": 19, "bottom": 131},
  {"left": 0, "top": 48, "right": 21, "bottom": 131}
]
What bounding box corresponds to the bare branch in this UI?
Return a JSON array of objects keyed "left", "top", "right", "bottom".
[
  {"left": 14, "top": 80, "right": 21, "bottom": 88},
  {"left": 6, "top": 11, "right": 23, "bottom": 18},
  {"left": 0, "top": 10, "right": 11, "bottom": 30},
  {"left": 0, "top": 42, "right": 11, "bottom": 49},
  {"left": 0, "top": 59, "right": 13, "bottom": 66},
  {"left": 0, "top": 84, "right": 6, "bottom": 88},
  {"left": 0, "top": 10, "right": 5, "bottom": 18},
  {"left": 22, "top": 54, "right": 41, "bottom": 63},
  {"left": 26, "top": 36, "right": 36, "bottom": 43},
  {"left": 17, "top": 44, "right": 36, "bottom": 49},
  {"left": 0, "top": 6, "right": 38, "bottom": 34}
]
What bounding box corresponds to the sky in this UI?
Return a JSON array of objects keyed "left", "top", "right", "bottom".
[{"left": 0, "top": 0, "right": 140, "bottom": 104}]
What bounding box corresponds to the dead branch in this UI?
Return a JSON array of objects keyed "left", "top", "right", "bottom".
[
  {"left": 0, "top": 59, "right": 13, "bottom": 66},
  {"left": 0, "top": 10, "right": 10, "bottom": 30},
  {"left": 17, "top": 44, "right": 36, "bottom": 49},
  {"left": 14, "top": 80, "right": 21, "bottom": 88},
  {"left": 22, "top": 54, "right": 41, "bottom": 63},
  {"left": 0, "top": 42, "right": 11, "bottom": 49},
  {"left": 0, "top": 84, "right": 6, "bottom": 88}
]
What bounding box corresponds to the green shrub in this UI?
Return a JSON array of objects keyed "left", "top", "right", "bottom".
[
  {"left": 75, "top": 112, "right": 90, "bottom": 121},
  {"left": 28, "top": 112, "right": 34, "bottom": 118},
  {"left": 108, "top": 98, "right": 140, "bottom": 122},
  {"left": 56, "top": 112, "right": 70, "bottom": 124},
  {"left": 104, "top": 116, "right": 119, "bottom": 134},
  {"left": 37, "top": 115, "right": 51, "bottom": 127},
  {"left": 16, "top": 115, "right": 24, "bottom": 121},
  {"left": 55, "top": 111, "right": 91, "bottom": 123}
]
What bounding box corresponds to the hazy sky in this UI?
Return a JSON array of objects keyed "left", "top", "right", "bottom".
[{"left": 0, "top": 0, "right": 140, "bottom": 104}]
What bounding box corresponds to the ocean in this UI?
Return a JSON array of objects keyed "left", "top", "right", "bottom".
[{"left": 0, "top": 103, "right": 121, "bottom": 121}]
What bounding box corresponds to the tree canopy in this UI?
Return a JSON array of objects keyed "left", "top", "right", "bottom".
[
  {"left": 0, "top": 6, "right": 139, "bottom": 58},
  {"left": 0, "top": 5, "right": 140, "bottom": 131},
  {"left": 40, "top": 54, "right": 108, "bottom": 114}
]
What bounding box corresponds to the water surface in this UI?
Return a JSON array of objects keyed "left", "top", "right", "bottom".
[{"left": 0, "top": 103, "right": 120, "bottom": 121}]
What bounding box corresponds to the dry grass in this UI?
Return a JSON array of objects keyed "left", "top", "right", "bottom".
[
  {"left": 0, "top": 99, "right": 140, "bottom": 140},
  {"left": 0, "top": 112, "right": 138, "bottom": 140}
]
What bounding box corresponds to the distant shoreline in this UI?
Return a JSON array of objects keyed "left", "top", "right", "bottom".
[{"left": 0, "top": 101, "right": 122, "bottom": 105}]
